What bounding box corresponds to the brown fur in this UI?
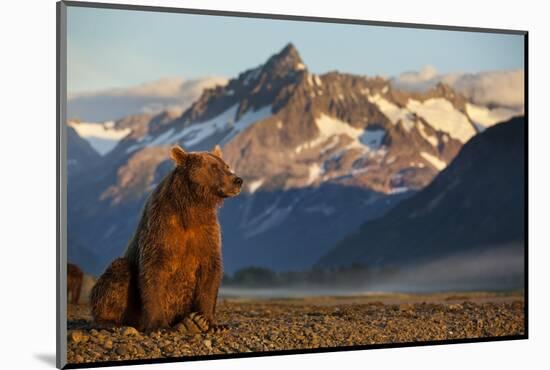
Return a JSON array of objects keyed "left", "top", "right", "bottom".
[
  {"left": 67, "top": 263, "right": 83, "bottom": 304},
  {"left": 90, "top": 145, "right": 242, "bottom": 332}
]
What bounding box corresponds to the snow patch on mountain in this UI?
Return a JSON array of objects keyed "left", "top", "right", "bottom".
[
  {"left": 149, "top": 128, "right": 176, "bottom": 147},
  {"left": 407, "top": 98, "right": 476, "bottom": 142},
  {"left": 248, "top": 178, "right": 264, "bottom": 193},
  {"left": 465, "top": 103, "right": 519, "bottom": 131},
  {"left": 320, "top": 136, "right": 340, "bottom": 154},
  {"left": 421, "top": 151, "right": 447, "bottom": 170},
  {"left": 172, "top": 105, "right": 239, "bottom": 146},
  {"left": 369, "top": 94, "right": 415, "bottom": 131},
  {"left": 225, "top": 105, "right": 273, "bottom": 141},
  {"left": 295, "top": 114, "right": 364, "bottom": 154},
  {"left": 390, "top": 186, "right": 410, "bottom": 194},
  {"left": 128, "top": 104, "right": 272, "bottom": 152},
  {"left": 307, "top": 163, "right": 323, "bottom": 185},
  {"left": 243, "top": 198, "right": 295, "bottom": 238},
  {"left": 417, "top": 122, "right": 438, "bottom": 147},
  {"left": 70, "top": 121, "right": 131, "bottom": 155},
  {"left": 314, "top": 75, "right": 323, "bottom": 86},
  {"left": 170, "top": 104, "right": 272, "bottom": 146},
  {"left": 317, "top": 114, "right": 364, "bottom": 141},
  {"left": 350, "top": 166, "right": 371, "bottom": 176}
]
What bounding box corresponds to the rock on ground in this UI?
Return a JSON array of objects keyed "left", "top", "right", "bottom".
[{"left": 66, "top": 294, "right": 525, "bottom": 365}]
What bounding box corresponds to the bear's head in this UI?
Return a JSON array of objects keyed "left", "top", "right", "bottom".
[{"left": 170, "top": 145, "right": 243, "bottom": 199}]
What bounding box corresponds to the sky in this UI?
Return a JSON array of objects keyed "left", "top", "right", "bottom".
[{"left": 67, "top": 6, "right": 525, "bottom": 94}]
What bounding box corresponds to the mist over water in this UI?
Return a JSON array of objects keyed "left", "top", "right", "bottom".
[
  {"left": 367, "top": 245, "right": 524, "bottom": 293},
  {"left": 220, "top": 287, "right": 367, "bottom": 299},
  {"left": 220, "top": 245, "right": 524, "bottom": 298}
]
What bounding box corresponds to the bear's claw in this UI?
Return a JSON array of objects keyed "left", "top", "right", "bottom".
[
  {"left": 180, "top": 317, "right": 203, "bottom": 334},
  {"left": 207, "top": 324, "right": 229, "bottom": 334},
  {"left": 176, "top": 312, "right": 228, "bottom": 334}
]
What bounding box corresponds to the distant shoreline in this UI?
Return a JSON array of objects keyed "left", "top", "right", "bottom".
[{"left": 219, "top": 288, "right": 524, "bottom": 301}]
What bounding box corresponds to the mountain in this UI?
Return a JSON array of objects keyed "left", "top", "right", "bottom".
[
  {"left": 68, "top": 76, "right": 228, "bottom": 122},
  {"left": 67, "top": 110, "right": 185, "bottom": 157},
  {"left": 220, "top": 185, "right": 410, "bottom": 272},
  {"left": 68, "top": 120, "right": 134, "bottom": 156},
  {"left": 318, "top": 116, "right": 525, "bottom": 270},
  {"left": 67, "top": 125, "right": 101, "bottom": 175},
  {"left": 111, "top": 43, "right": 520, "bottom": 195},
  {"left": 67, "top": 43, "right": 523, "bottom": 275}
]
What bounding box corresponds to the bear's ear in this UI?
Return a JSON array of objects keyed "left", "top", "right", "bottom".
[
  {"left": 211, "top": 145, "right": 223, "bottom": 159},
  {"left": 170, "top": 145, "right": 188, "bottom": 166}
]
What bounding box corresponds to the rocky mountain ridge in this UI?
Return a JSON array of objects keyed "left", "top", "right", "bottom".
[{"left": 67, "top": 43, "right": 523, "bottom": 274}]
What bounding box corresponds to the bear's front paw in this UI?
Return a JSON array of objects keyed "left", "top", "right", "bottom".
[
  {"left": 188, "top": 312, "right": 211, "bottom": 332},
  {"left": 174, "top": 312, "right": 229, "bottom": 334},
  {"left": 175, "top": 312, "right": 210, "bottom": 334}
]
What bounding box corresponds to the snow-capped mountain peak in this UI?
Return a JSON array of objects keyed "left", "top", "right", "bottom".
[
  {"left": 67, "top": 44, "right": 525, "bottom": 276},
  {"left": 84, "top": 44, "right": 521, "bottom": 198}
]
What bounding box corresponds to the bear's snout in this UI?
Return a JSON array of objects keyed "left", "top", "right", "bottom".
[{"left": 217, "top": 174, "right": 243, "bottom": 198}]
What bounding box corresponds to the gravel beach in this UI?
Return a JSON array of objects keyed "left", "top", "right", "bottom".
[{"left": 67, "top": 293, "right": 525, "bottom": 365}]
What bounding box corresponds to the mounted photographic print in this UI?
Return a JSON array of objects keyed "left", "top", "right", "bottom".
[{"left": 56, "top": 1, "right": 528, "bottom": 368}]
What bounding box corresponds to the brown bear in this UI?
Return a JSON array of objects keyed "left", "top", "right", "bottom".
[
  {"left": 90, "top": 145, "right": 242, "bottom": 333},
  {"left": 67, "top": 263, "right": 83, "bottom": 304}
]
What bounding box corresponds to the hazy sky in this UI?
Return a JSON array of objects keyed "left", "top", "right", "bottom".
[{"left": 67, "top": 6, "right": 525, "bottom": 93}]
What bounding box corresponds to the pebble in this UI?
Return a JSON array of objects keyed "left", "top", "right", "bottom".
[
  {"left": 122, "top": 327, "right": 140, "bottom": 336},
  {"left": 448, "top": 304, "right": 463, "bottom": 311},
  {"left": 116, "top": 345, "right": 129, "bottom": 356},
  {"left": 163, "top": 344, "right": 175, "bottom": 354},
  {"left": 68, "top": 330, "right": 89, "bottom": 344}
]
